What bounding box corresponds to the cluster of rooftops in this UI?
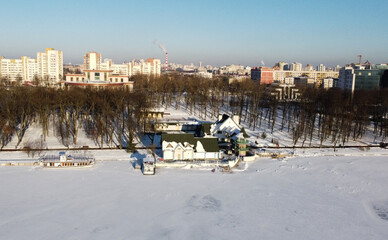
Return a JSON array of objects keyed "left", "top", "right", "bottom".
[{"left": 159, "top": 114, "right": 249, "bottom": 161}]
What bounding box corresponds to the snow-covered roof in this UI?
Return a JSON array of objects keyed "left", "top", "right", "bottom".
[
  {"left": 210, "top": 115, "right": 241, "bottom": 136},
  {"left": 162, "top": 133, "right": 219, "bottom": 152}
]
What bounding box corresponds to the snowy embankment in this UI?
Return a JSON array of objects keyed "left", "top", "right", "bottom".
[{"left": 1, "top": 155, "right": 388, "bottom": 240}]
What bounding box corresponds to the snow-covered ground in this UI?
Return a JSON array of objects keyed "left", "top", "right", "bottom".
[
  {"left": 1, "top": 106, "right": 388, "bottom": 239},
  {"left": 1, "top": 152, "right": 388, "bottom": 240}
]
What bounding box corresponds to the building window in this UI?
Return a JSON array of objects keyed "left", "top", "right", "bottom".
[
  {"left": 368, "top": 72, "right": 371, "bottom": 76},
  {"left": 70, "top": 77, "right": 73, "bottom": 81},
  {"left": 121, "top": 78, "right": 123, "bottom": 82}
]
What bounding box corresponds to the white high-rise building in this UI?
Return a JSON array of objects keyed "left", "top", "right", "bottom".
[
  {"left": 317, "top": 64, "right": 326, "bottom": 72},
  {"left": 338, "top": 67, "right": 356, "bottom": 91},
  {"left": 1, "top": 48, "right": 62, "bottom": 85},
  {"left": 0, "top": 58, "right": 23, "bottom": 82},
  {"left": 37, "top": 48, "right": 64, "bottom": 84},
  {"left": 84, "top": 52, "right": 102, "bottom": 70},
  {"left": 305, "top": 64, "right": 314, "bottom": 71},
  {"left": 146, "top": 58, "right": 161, "bottom": 76},
  {"left": 82, "top": 52, "right": 161, "bottom": 77},
  {"left": 290, "top": 62, "right": 303, "bottom": 72},
  {"left": 322, "top": 78, "right": 334, "bottom": 89},
  {"left": 277, "top": 61, "right": 289, "bottom": 70},
  {"left": 21, "top": 56, "right": 39, "bottom": 82},
  {"left": 111, "top": 63, "right": 130, "bottom": 75}
]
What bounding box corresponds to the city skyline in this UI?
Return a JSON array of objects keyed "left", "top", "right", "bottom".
[{"left": 1, "top": 0, "right": 387, "bottom": 67}]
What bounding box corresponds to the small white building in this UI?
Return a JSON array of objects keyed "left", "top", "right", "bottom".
[{"left": 161, "top": 134, "right": 221, "bottom": 161}]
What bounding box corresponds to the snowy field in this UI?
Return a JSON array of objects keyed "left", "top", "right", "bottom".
[
  {"left": 1, "top": 106, "right": 388, "bottom": 239},
  {"left": 1, "top": 153, "right": 388, "bottom": 240}
]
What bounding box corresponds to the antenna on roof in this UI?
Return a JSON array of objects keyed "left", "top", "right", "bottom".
[{"left": 357, "top": 55, "right": 362, "bottom": 65}]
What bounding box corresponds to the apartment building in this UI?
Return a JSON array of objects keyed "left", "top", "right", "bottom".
[
  {"left": 251, "top": 67, "right": 274, "bottom": 84},
  {"left": 338, "top": 65, "right": 383, "bottom": 92},
  {"left": 84, "top": 52, "right": 102, "bottom": 70},
  {"left": 62, "top": 52, "right": 161, "bottom": 89},
  {"left": 273, "top": 70, "right": 338, "bottom": 86},
  {"left": 1, "top": 58, "right": 23, "bottom": 82},
  {"left": 37, "top": 48, "right": 63, "bottom": 83},
  {"left": 82, "top": 52, "right": 161, "bottom": 77},
  {"left": 290, "top": 62, "right": 303, "bottom": 72},
  {"left": 0, "top": 48, "right": 62, "bottom": 84}
]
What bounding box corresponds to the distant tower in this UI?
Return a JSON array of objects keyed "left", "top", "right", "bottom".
[
  {"left": 357, "top": 55, "right": 362, "bottom": 65},
  {"left": 165, "top": 52, "right": 168, "bottom": 71}
]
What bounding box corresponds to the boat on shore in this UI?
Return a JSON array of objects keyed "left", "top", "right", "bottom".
[{"left": 141, "top": 155, "right": 155, "bottom": 175}]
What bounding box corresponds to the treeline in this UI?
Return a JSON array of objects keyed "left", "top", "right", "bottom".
[
  {"left": 0, "top": 75, "right": 387, "bottom": 150},
  {"left": 0, "top": 86, "right": 149, "bottom": 150},
  {"left": 134, "top": 74, "right": 388, "bottom": 146}
]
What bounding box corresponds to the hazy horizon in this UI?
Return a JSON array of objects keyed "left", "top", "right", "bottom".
[{"left": 1, "top": 0, "right": 387, "bottom": 67}]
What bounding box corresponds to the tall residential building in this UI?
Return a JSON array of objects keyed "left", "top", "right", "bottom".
[
  {"left": 277, "top": 61, "right": 289, "bottom": 70},
  {"left": 1, "top": 48, "right": 62, "bottom": 84},
  {"left": 251, "top": 67, "right": 274, "bottom": 84},
  {"left": 338, "top": 65, "right": 386, "bottom": 92},
  {"left": 338, "top": 65, "right": 383, "bottom": 92},
  {"left": 146, "top": 58, "right": 161, "bottom": 76},
  {"left": 334, "top": 65, "right": 342, "bottom": 72},
  {"left": 273, "top": 69, "right": 339, "bottom": 86},
  {"left": 82, "top": 52, "right": 161, "bottom": 77},
  {"left": 84, "top": 52, "right": 102, "bottom": 70},
  {"left": 317, "top": 64, "right": 326, "bottom": 72},
  {"left": 63, "top": 52, "right": 161, "bottom": 89},
  {"left": 37, "top": 48, "right": 64, "bottom": 83},
  {"left": 305, "top": 64, "right": 314, "bottom": 71},
  {"left": 338, "top": 67, "right": 355, "bottom": 91},
  {"left": 21, "top": 56, "right": 39, "bottom": 82},
  {"left": 290, "top": 62, "right": 303, "bottom": 72},
  {"left": 218, "top": 64, "right": 249, "bottom": 75},
  {"left": 0, "top": 58, "right": 23, "bottom": 81},
  {"left": 322, "top": 78, "right": 334, "bottom": 89}
]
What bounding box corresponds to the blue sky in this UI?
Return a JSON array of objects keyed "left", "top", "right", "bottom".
[{"left": 1, "top": 0, "right": 387, "bottom": 67}]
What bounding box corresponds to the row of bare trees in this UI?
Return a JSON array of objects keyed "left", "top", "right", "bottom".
[
  {"left": 0, "top": 86, "right": 149, "bottom": 150},
  {"left": 0, "top": 74, "right": 387, "bottom": 150},
  {"left": 134, "top": 74, "right": 388, "bottom": 146}
]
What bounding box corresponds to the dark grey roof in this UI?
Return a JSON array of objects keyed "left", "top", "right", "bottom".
[
  {"left": 218, "top": 114, "right": 230, "bottom": 124},
  {"left": 161, "top": 133, "right": 219, "bottom": 152},
  {"left": 197, "top": 138, "right": 219, "bottom": 152},
  {"left": 201, "top": 123, "right": 212, "bottom": 135},
  {"left": 161, "top": 133, "right": 196, "bottom": 145}
]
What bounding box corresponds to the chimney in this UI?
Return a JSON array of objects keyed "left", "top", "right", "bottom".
[
  {"left": 218, "top": 114, "right": 223, "bottom": 121},
  {"left": 232, "top": 114, "right": 240, "bottom": 124}
]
